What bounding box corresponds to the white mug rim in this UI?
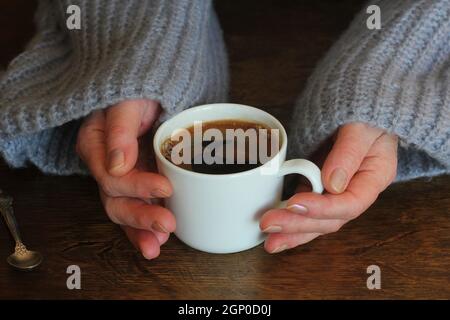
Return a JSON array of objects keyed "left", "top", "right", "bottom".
[{"left": 153, "top": 103, "right": 288, "bottom": 179}]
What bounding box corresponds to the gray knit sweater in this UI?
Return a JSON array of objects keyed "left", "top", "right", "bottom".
[
  {"left": 289, "top": 0, "right": 450, "bottom": 181},
  {"left": 0, "top": 0, "right": 449, "bottom": 182},
  {"left": 0, "top": 0, "right": 228, "bottom": 174}
]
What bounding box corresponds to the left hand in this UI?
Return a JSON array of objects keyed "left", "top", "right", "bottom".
[
  {"left": 260, "top": 122, "right": 398, "bottom": 253},
  {"left": 76, "top": 99, "right": 175, "bottom": 260}
]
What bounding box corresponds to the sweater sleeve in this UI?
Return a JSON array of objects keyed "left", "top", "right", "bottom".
[
  {"left": 288, "top": 0, "right": 450, "bottom": 181},
  {"left": 0, "top": 0, "right": 228, "bottom": 175}
]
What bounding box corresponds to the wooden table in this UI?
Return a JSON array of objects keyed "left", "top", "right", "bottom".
[{"left": 0, "top": 0, "right": 449, "bottom": 299}]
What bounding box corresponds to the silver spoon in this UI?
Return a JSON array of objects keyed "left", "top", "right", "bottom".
[{"left": 0, "top": 190, "right": 42, "bottom": 271}]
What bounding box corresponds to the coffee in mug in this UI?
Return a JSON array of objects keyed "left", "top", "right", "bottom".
[
  {"left": 153, "top": 103, "right": 323, "bottom": 254},
  {"left": 160, "top": 119, "right": 277, "bottom": 174}
]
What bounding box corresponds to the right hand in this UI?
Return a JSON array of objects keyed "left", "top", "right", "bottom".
[{"left": 76, "top": 99, "right": 176, "bottom": 260}]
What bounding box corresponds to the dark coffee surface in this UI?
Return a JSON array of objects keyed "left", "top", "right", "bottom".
[{"left": 161, "top": 119, "right": 273, "bottom": 174}]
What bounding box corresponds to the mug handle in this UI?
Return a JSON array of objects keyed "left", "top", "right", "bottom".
[{"left": 277, "top": 159, "right": 323, "bottom": 208}]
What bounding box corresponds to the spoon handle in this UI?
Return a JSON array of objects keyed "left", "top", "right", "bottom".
[{"left": 0, "top": 192, "right": 22, "bottom": 244}]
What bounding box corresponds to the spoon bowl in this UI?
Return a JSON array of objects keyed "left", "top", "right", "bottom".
[
  {"left": 7, "top": 249, "right": 43, "bottom": 271},
  {"left": 1, "top": 190, "right": 43, "bottom": 271}
]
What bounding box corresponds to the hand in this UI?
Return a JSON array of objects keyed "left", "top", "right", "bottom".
[
  {"left": 76, "top": 99, "right": 176, "bottom": 260},
  {"left": 260, "top": 122, "right": 398, "bottom": 253}
]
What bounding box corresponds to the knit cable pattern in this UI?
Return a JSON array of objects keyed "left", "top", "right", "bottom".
[
  {"left": 289, "top": 0, "right": 450, "bottom": 181},
  {"left": 0, "top": 0, "right": 229, "bottom": 174}
]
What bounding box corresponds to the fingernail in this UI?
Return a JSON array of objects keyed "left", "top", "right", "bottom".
[
  {"left": 330, "top": 167, "right": 347, "bottom": 193},
  {"left": 151, "top": 188, "right": 170, "bottom": 198},
  {"left": 108, "top": 149, "right": 125, "bottom": 172},
  {"left": 287, "top": 204, "right": 308, "bottom": 214},
  {"left": 262, "top": 225, "right": 282, "bottom": 233},
  {"left": 271, "top": 244, "right": 288, "bottom": 254},
  {"left": 142, "top": 252, "right": 152, "bottom": 260},
  {"left": 152, "top": 221, "right": 169, "bottom": 233}
]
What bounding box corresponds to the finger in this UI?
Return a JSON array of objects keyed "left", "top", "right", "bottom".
[
  {"left": 99, "top": 169, "right": 172, "bottom": 199},
  {"left": 322, "top": 123, "right": 384, "bottom": 194},
  {"left": 77, "top": 104, "right": 170, "bottom": 199},
  {"left": 120, "top": 226, "right": 170, "bottom": 247},
  {"left": 359, "top": 132, "right": 398, "bottom": 179},
  {"left": 152, "top": 229, "right": 170, "bottom": 246},
  {"left": 132, "top": 206, "right": 170, "bottom": 245},
  {"left": 105, "top": 100, "right": 156, "bottom": 177},
  {"left": 122, "top": 226, "right": 161, "bottom": 260},
  {"left": 264, "top": 233, "right": 321, "bottom": 254},
  {"left": 286, "top": 133, "right": 398, "bottom": 220},
  {"left": 76, "top": 110, "right": 107, "bottom": 181},
  {"left": 260, "top": 209, "right": 345, "bottom": 234},
  {"left": 100, "top": 191, "right": 176, "bottom": 232}
]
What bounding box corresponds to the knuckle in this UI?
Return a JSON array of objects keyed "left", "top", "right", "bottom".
[
  {"left": 79, "top": 123, "right": 96, "bottom": 138},
  {"left": 133, "top": 182, "right": 151, "bottom": 198},
  {"left": 107, "top": 124, "right": 129, "bottom": 141},
  {"left": 134, "top": 211, "right": 148, "bottom": 229},
  {"left": 100, "top": 177, "right": 119, "bottom": 197},
  {"left": 364, "top": 189, "right": 380, "bottom": 209},
  {"left": 351, "top": 204, "right": 366, "bottom": 221},
  {"left": 341, "top": 145, "right": 363, "bottom": 168},
  {"left": 388, "top": 162, "right": 398, "bottom": 184},
  {"left": 347, "top": 194, "right": 375, "bottom": 221},
  {"left": 75, "top": 142, "right": 90, "bottom": 166},
  {"left": 75, "top": 140, "right": 82, "bottom": 157},
  {"left": 346, "top": 209, "right": 361, "bottom": 221},
  {"left": 346, "top": 192, "right": 367, "bottom": 219},
  {"left": 103, "top": 197, "right": 120, "bottom": 224},
  {"left": 75, "top": 133, "right": 86, "bottom": 158},
  {"left": 327, "top": 221, "right": 343, "bottom": 233},
  {"left": 77, "top": 125, "right": 87, "bottom": 141},
  {"left": 375, "top": 156, "right": 398, "bottom": 189}
]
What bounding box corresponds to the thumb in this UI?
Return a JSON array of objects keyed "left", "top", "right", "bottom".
[
  {"left": 105, "top": 100, "right": 152, "bottom": 176},
  {"left": 322, "top": 123, "right": 384, "bottom": 194}
]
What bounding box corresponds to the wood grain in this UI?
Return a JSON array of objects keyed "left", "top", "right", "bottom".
[{"left": 0, "top": 0, "right": 449, "bottom": 299}]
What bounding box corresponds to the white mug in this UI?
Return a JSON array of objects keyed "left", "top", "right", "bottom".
[{"left": 153, "top": 103, "right": 323, "bottom": 254}]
